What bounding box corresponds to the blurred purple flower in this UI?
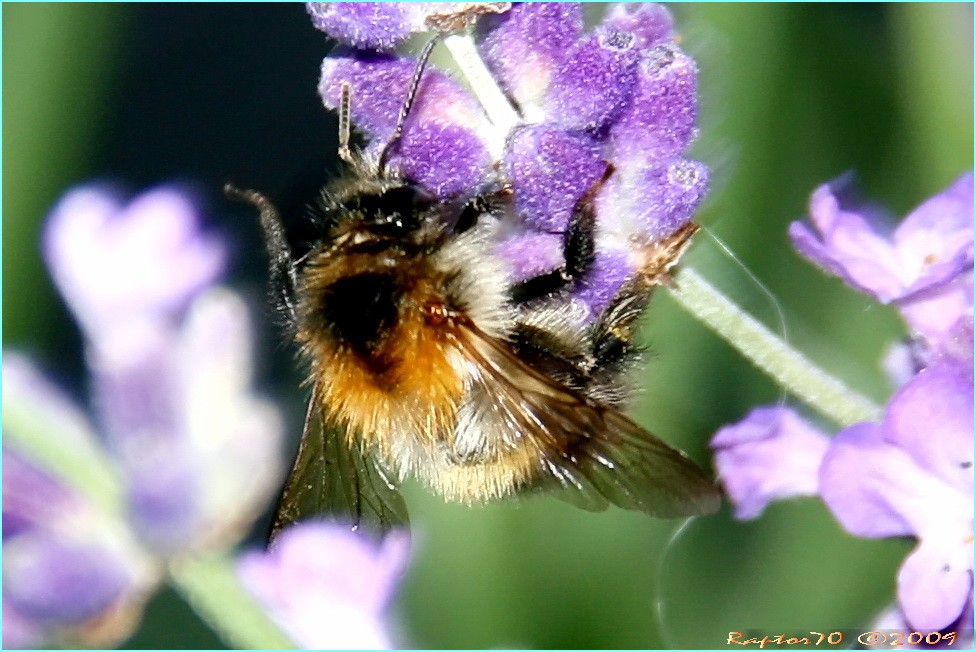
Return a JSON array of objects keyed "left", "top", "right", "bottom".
[
  {"left": 43, "top": 186, "right": 225, "bottom": 362},
  {"left": 789, "top": 173, "right": 974, "bottom": 366},
  {"left": 39, "top": 185, "right": 284, "bottom": 554},
  {"left": 717, "top": 171, "right": 975, "bottom": 633},
  {"left": 711, "top": 406, "right": 830, "bottom": 519},
  {"left": 713, "top": 367, "right": 974, "bottom": 632},
  {"left": 311, "top": 3, "right": 708, "bottom": 319},
  {"left": 239, "top": 522, "right": 410, "bottom": 650},
  {"left": 3, "top": 428, "right": 153, "bottom": 648},
  {"left": 4, "top": 185, "right": 285, "bottom": 646},
  {"left": 820, "top": 364, "right": 973, "bottom": 631},
  {"left": 871, "top": 598, "right": 974, "bottom": 649}
]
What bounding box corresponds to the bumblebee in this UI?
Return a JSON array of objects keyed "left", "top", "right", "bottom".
[{"left": 229, "top": 50, "right": 720, "bottom": 536}]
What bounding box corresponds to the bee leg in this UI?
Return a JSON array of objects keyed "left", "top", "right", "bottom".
[
  {"left": 510, "top": 164, "right": 614, "bottom": 304},
  {"left": 224, "top": 184, "right": 299, "bottom": 326},
  {"left": 453, "top": 184, "right": 514, "bottom": 234}
]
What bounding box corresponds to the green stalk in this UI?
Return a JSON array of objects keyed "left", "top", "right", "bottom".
[
  {"left": 169, "top": 554, "right": 297, "bottom": 650},
  {"left": 668, "top": 268, "right": 883, "bottom": 427}
]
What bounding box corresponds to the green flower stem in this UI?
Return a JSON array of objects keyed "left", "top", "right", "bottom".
[
  {"left": 169, "top": 554, "right": 296, "bottom": 650},
  {"left": 668, "top": 268, "right": 883, "bottom": 427},
  {"left": 3, "top": 396, "right": 295, "bottom": 649}
]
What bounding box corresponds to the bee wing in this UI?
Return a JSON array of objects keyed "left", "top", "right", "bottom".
[
  {"left": 271, "top": 382, "right": 409, "bottom": 541},
  {"left": 457, "top": 325, "right": 721, "bottom": 518}
]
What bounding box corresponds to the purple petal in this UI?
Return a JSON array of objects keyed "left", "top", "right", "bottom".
[
  {"left": 597, "top": 158, "right": 708, "bottom": 245},
  {"left": 92, "top": 289, "right": 283, "bottom": 554},
  {"left": 544, "top": 33, "right": 640, "bottom": 131},
  {"left": 790, "top": 174, "right": 975, "bottom": 304},
  {"left": 897, "top": 272, "right": 973, "bottom": 350},
  {"left": 504, "top": 125, "right": 605, "bottom": 232},
  {"left": 820, "top": 418, "right": 971, "bottom": 541},
  {"left": 307, "top": 3, "right": 427, "bottom": 51},
  {"left": 711, "top": 406, "right": 830, "bottom": 520},
  {"left": 819, "top": 423, "right": 916, "bottom": 538},
  {"left": 495, "top": 230, "right": 564, "bottom": 283},
  {"left": 3, "top": 531, "right": 131, "bottom": 624},
  {"left": 174, "top": 289, "right": 284, "bottom": 548},
  {"left": 870, "top": 600, "right": 974, "bottom": 649},
  {"left": 609, "top": 44, "right": 700, "bottom": 161},
  {"left": 789, "top": 181, "right": 904, "bottom": 301},
  {"left": 2, "top": 447, "right": 82, "bottom": 539},
  {"left": 478, "top": 2, "right": 583, "bottom": 107},
  {"left": 2, "top": 599, "right": 44, "bottom": 649},
  {"left": 307, "top": 3, "right": 511, "bottom": 51},
  {"left": 42, "top": 186, "right": 224, "bottom": 353},
  {"left": 893, "top": 172, "right": 974, "bottom": 298},
  {"left": 897, "top": 540, "right": 974, "bottom": 631},
  {"left": 573, "top": 249, "right": 634, "bottom": 318},
  {"left": 389, "top": 122, "right": 492, "bottom": 198},
  {"left": 602, "top": 3, "right": 675, "bottom": 51},
  {"left": 319, "top": 54, "right": 490, "bottom": 149},
  {"left": 239, "top": 522, "right": 410, "bottom": 649},
  {"left": 882, "top": 364, "right": 974, "bottom": 495}
]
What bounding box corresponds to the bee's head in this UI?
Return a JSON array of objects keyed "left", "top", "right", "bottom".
[{"left": 343, "top": 181, "right": 438, "bottom": 236}]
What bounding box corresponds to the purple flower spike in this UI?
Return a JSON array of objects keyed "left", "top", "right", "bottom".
[
  {"left": 495, "top": 231, "right": 565, "bottom": 283},
  {"left": 307, "top": 3, "right": 429, "bottom": 51},
  {"left": 602, "top": 3, "right": 675, "bottom": 51},
  {"left": 43, "top": 186, "right": 224, "bottom": 360},
  {"left": 478, "top": 2, "right": 583, "bottom": 107},
  {"left": 392, "top": 122, "right": 492, "bottom": 198},
  {"left": 820, "top": 364, "right": 974, "bottom": 631},
  {"left": 545, "top": 33, "right": 640, "bottom": 132},
  {"left": 319, "top": 54, "right": 491, "bottom": 148},
  {"left": 599, "top": 159, "right": 709, "bottom": 245},
  {"left": 610, "top": 45, "right": 701, "bottom": 162},
  {"left": 239, "top": 522, "right": 410, "bottom": 650},
  {"left": 574, "top": 248, "right": 634, "bottom": 317},
  {"left": 504, "top": 125, "right": 605, "bottom": 232},
  {"left": 711, "top": 407, "right": 831, "bottom": 520}
]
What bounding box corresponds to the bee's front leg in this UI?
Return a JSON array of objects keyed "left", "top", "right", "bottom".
[{"left": 510, "top": 163, "right": 614, "bottom": 305}]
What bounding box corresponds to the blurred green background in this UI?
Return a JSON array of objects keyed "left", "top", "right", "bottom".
[{"left": 3, "top": 3, "right": 972, "bottom": 649}]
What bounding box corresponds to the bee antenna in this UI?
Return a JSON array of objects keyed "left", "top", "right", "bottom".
[
  {"left": 377, "top": 34, "right": 442, "bottom": 177},
  {"left": 337, "top": 81, "right": 354, "bottom": 165}
]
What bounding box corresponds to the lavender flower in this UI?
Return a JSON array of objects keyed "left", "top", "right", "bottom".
[
  {"left": 238, "top": 522, "right": 410, "bottom": 650},
  {"left": 310, "top": 2, "right": 708, "bottom": 318},
  {"left": 711, "top": 406, "right": 830, "bottom": 520},
  {"left": 308, "top": 2, "right": 511, "bottom": 51},
  {"left": 789, "top": 172, "right": 974, "bottom": 368},
  {"left": 2, "top": 439, "right": 153, "bottom": 649},
  {"left": 714, "top": 177, "right": 975, "bottom": 634},
  {"left": 3, "top": 185, "right": 285, "bottom": 646},
  {"left": 820, "top": 364, "right": 973, "bottom": 631}
]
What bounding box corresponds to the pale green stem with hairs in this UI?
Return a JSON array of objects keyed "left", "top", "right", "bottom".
[{"left": 668, "top": 269, "right": 883, "bottom": 427}]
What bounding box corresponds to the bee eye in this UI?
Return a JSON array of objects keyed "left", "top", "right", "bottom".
[{"left": 354, "top": 185, "right": 434, "bottom": 233}]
